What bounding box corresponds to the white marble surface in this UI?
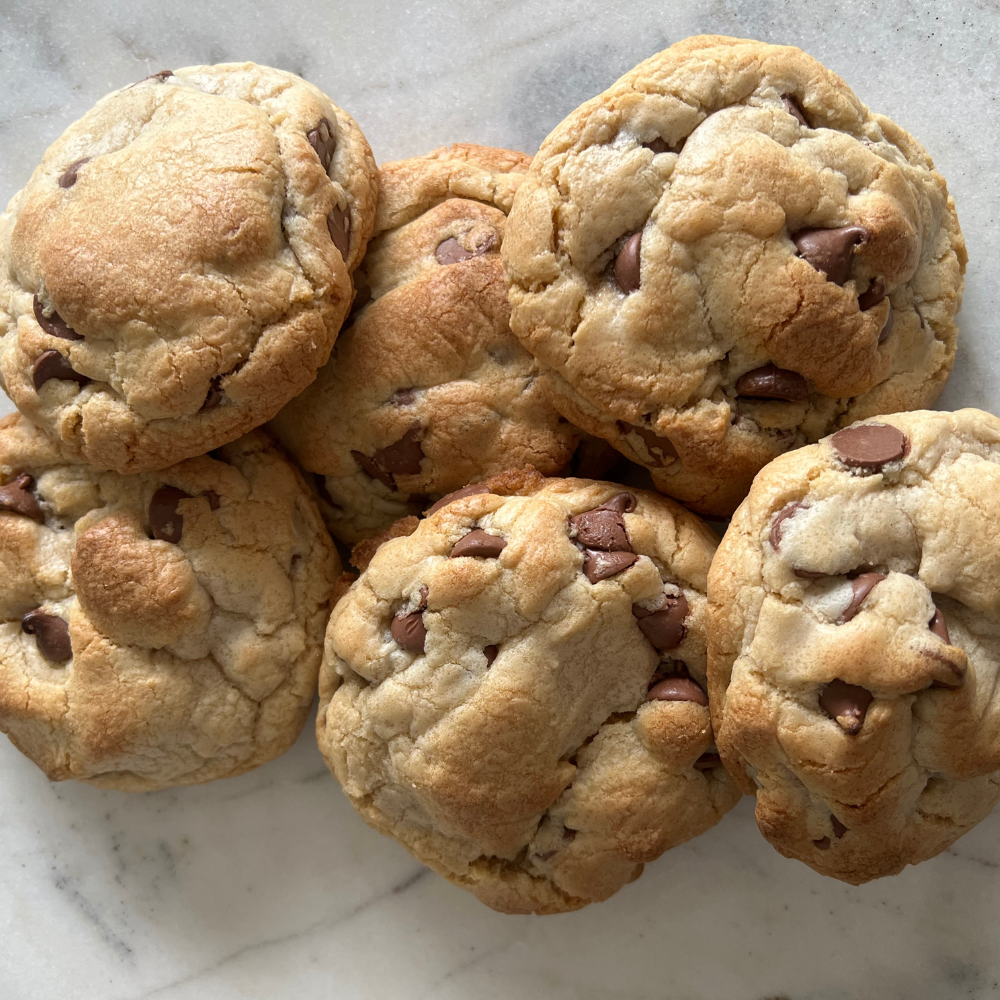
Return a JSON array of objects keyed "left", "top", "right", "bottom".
[{"left": 1, "top": 2, "right": 1000, "bottom": 997}]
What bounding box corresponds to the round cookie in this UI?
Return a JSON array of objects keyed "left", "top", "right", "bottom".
[
  {"left": 0, "top": 413, "right": 338, "bottom": 790},
  {"left": 317, "top": 469, "right": 739, "bottom": 913},
  {"left": 0, "top": 62, "right": 377, "bottom": 473},
  {"left": 707, "top": 409, "right": 1000, "bottom": 883},
  {"left": 503, "top": 35, "right": 966, "bottom": 516},
  {"left": 271, "top": 145, "right": 578, "bottom": 542}
]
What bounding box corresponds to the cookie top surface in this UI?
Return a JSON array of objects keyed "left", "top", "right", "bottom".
[
  {"left": 271, "top": 145, "right": 578, "bottom": 543},
  {"left": 0, "top": 412, "right": 338, "bottom": 790},
  {"left": 503, "top": 35, "right": 966, "bottom": 516},
  {"left": 317, "top": 471, "right": 738, "bottom": 913},
  {"left": 707, "top": 408, "right": 1000, "bottom": 882},
  {"left": 0, "top": 62, "right": 378, "bottom": 473}
]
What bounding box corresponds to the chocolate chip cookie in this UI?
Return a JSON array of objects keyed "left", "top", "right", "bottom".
[
  {"left": 271, "top": 144, "right": 578, "bottom": 542},
  {"left": 0, "top": 62, "right": 377, "bottom": 473},
  {"left": 317, "top": 469, "right": 739, "bottom": 913},
  {"left": 0, "top": 413, "right": 338, "bottom": 789},
  {"left": 708, "top": 409, "right": 1000, "bottom": 882},
  {"left": 503, "top": 35, "right": 966, "bottom": 516}
]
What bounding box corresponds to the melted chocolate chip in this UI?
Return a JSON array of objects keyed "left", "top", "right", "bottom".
[
  {"left": 374, "top": 427, "right": 424, "bottom": 476},
  {"left": 878, "top": 303, "right": 895, "bottom": 345},
  {"left": 33, "top": 295, "right": 83, "bottom": 340},
  {"left": 782, "top": 95, "right": 809, "bottom": 126},
  {"left": 391, "top": 611, "right": 426, "bottom": 652},
  {"left": 614, "top": 232, "right": 642, "bottom": 294},
  {"left": 202, "top": 376, "right": 224, "bottom": 410},
  {"left": 435, "top": 237, "right": 474, "bottom": 265},
  {"left": 450, "top": 528, "right": 506, "bottom": 559},
  {"left": 149, "top": 486, "right": 191, "bottom": 544},
  {"left": 389, "top": 388, "right": 416, "bottom": 405},
  {"left": 484, "top": 645, "right": 499, "bottom": 666},
  {"left": 645, "top": 675, "right": 707, "bottom": 705},
  {"left": 21, "top": 609, "right": 72, "bottom": 663},
  {"left": 819, "top": 679, "right": 873, "bottom": 734},
  {"left": 58, "top": 157, "right": 91, "bottom": 189},
  {"left": 793, "top": 225, "right": 871, "bottom": 285},
  {"left": 582, "top": 549, "right": 638, "bottom": 583},
  {"left": 425, "top": 484, "right": 491, "bottom": 516},
  {"left": 929, "top": 607, "right": 950, "bottom": 644},
  {"left": 769, "top": 502, "right": 807, "bottom": 551},
  {"left": 570, "top": 508, "right": 630, "bottom": 552},
  {"left": 327, "top": 205, "right": 351, "bottom": 259},
  {"left": 617, "top": 422, "right": 678, "bottom": 466},
  {"left": 840, "top": 573, "right": 886, "bottom": 623},
  {"left": 831, "top": 815, "right": 848, "bottom": 839},
  {"left": 32, "top": 350, "right": 90, "bottom": 390},
  {"left": 858, "top": 277, "right": 886, "bottom": 311},
  {"left": 307, "top": 118, "right": 337, "bottom": 171},
  {"left": 830, "top": 424, "right": 907, "bottom": 472},
  {"left": 351, "top": 450, "right": 394, "bottom": 490},
  {"left": 599, "top": 492, "right": 637, "bottom": 514},
  {"left": 632, "top": 593, "right": 689, "bottom": 650},
  {"left": 735, "top": 365, "right": 809, "bottom": 402},
  {"left": 0, "top": 474, "right": 44, "bottom": 523},
  {"left": 205, "top": 491, "right": 221, "bottom": 511}
]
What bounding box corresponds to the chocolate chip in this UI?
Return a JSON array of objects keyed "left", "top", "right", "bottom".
[
  {"left": 425, "top": 484, "right": 491, "bottom": 516},
  {"left": 858, "top": 277, "right": 886, "bottom": 310},
  {"left": 205, "top": 491, "right": 221, "bottom": 511},
  {"left": 582, "top": 549, "right": 638, "bottom": 583},
  {"left": 21, "top": 609, "right": 72, "bottom": 663},
  {"left": 645, "top": 675, "right": 707, "bottom": 705},
  {"left": 614, "top": 232, "right": 642, "bottom": 294},
  {"left": 643, "top": 138, "right": 671, "bottom": 154},
  {"left": 840, "top": 573, "right": 886, "bottom": 623},
  {"left": 202, "top": 376, "right": 224, "bottom": 410},
  {"left": 327, "top": 205, "right": 351, "bottom": 259},
  {"left": 769, "top": 501, "right": 807, "bottom": 551},
  {"left": 929, "top": 607, "right": 950, "bottom": 644},
  {"left": 633, "top": 593, "right": 689, "bottom": 650},
  {"left": 375, "top": 427, "right": 424, "bottom": 476},
  {"left": 435, "top": 237, "right": 474, "bottom": 265},
  {"left": 391, "top": 611, "right": 426, "bottom": 652},
  {"left": 830, "top": 423, "right": 907, "bottom": 471},
  {"left": 33, "top": 295, "right": 83, "bottom": 340},
  {"left": 143, "top": 70, "right": 174, "bottom": 83},
  {"left": 307, "top": 118, "right": 337, "bottom": 171},
  {"left": 32, "top": 350, "right": 90, "bottom": 390},
  {"left": 0, "top": 474, "right": 44, "bottom": 523},
  {"left": 450, "top": 528, "right": 506, "bottom": 559},
  {"left": 599, "top": 492, "right": 637, "bottom": 514},
  {"left": 351, "top": 450, "right": 395, "bottom": 490},
  {"left": 570, "top": 508, "right": 630, "bottom": 552},
  {"left": 819, "top": 679, "right": 873, "bottom": 734},
  {"left": 389, "top": 388, "right": 416, "bottom": 405},
  {"left": 878, "top": 303, "right": 894, "bottom": 345},
  {"left": 735, "top": 365, "right": 809, "bottom": 402},
  {"left": 484, "top": 645, "right": 499, "bottom": 666},
  {"left": 831, "top": 815, "right": 848, "bottom": 839},
  {"left": 814, "top": 837, "right": 831, "bottom": 850},
  {"left": 793, "top": 225, "right": 871, "bottom": 285},
  {"left": 57, "top": 157, "right": 91, "bottom": 189},
  {"left": 149, "top": 486, "right": 191, "bottom": 544},
  {"left": 782, "top": 95, "right": 809, "bottom": 126},
  {"left": 617, "top": 422, "right": 678, "bottom": 466},
  {"left": 693, "top": 752, "right": 721, "bottom": 771}
]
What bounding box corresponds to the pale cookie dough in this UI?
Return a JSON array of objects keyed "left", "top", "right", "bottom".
[
  {"left": 504, "top": 35, "right": 966, "bottom": 516},
  {"left": 0, "top": 62, "right": 377, "bottom": 473},
  {"left": 708, "top": 409, "right": 1000, "bottom": 883},
  {"left": 318, "top": 469, "right": 739, "bottom": 913},
  {"left": 0, "top": 413, "right": 338, "bottom": 790},
  {"left": 272, "top": 145, "right": 579, "bottom": 542}
]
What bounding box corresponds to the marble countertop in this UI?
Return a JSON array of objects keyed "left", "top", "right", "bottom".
[{"left": 1, "top": 2, "right": 999, "bottom": 997}]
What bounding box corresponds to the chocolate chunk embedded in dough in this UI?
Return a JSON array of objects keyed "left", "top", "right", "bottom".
[
  {"left": 831, "top": 424, "right": 907, "bottom": 471},
  {"left": 782, "top": 95, "right": 809, "bottom": 126},
  {"left": 840, "top": 573, "right": 886, "bottom": 623},
  {"left": 21, "top": 610, "right": 72, "bottom": 663},
  {"left": 450, "top": 529, "right": 506, "bottom": 559},
  {"left": 0, "top": 474, "right": 44, "bottom": 523},
  {"left": 58, "top": 157, "right": 91, "bottom": 189},
  {"left": 929, "top": 607, "right": 950, "bottom": 644},
  {"left": 582, "top": 549, "right": 638, "bottom": 583},
  {"left": 33, "top": 295, "right": 83, "bottom": 340},
  {"left": 149, "top": 486, "right": 191, "bottom": 544},
  {"left": 793, "top": 225, "right": 870, "bottom": 285},
  {"left": 374, "top": 427, "right": 424, "bottom": 476},
  {"left": 614, "top": 232, "right": 642, "bottom": 294},
  {"left": 426, "top": 484, "right": 491, "bottom": 516},
  {"left": 735, "top": 365, "right": 809, "bottom": 402},
  {"left": 819, "top": 679, "right": 873, "bottom": 734},
  {"left": 32, "top": 350, "right": 90, "bottom": 389},
  {"left": 327, "top": 204, "right": 351, "bottom": 259},
  {"left": 633, "top": 593, "right": 688, "bottom": 650},
  {"left": 391, "top": 610, "right": 426, "bottom": 652},
  {"left": 570, "top": 508, "right": 630, "bottom": 552},
  {"left": 645, "top": 675, "right": 708, "bottom": 705},
  {"left": 307, "top": 118, "right": 337, "bottom": 171},
  {"left": 769, "top": 501, "right": 807, "bottom": 551}
]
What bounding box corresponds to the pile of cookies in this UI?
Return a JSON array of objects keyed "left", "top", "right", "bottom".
[{"left": 0, "top": 35, "right": 989, "bottom": 914}]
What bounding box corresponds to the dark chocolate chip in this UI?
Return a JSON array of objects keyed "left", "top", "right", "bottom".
[
  {"left": 450, "top": 528, "right": 506, "bottom": 559},
  {"left": 389, "top": 388, "right": 416, "bottom": 406},
  {"left": 202, "top": 376, "right": 224, "bottom": 410},
  {"left": 205, "top": 491, "right": 221, "bottom": 511},
  {"left": 374, "top": 427, "right": 424, "bottom": 476},
  {"left": 814, "top": 837, "right": 831, "bottom": 850},
  {"left": 782, "top": 95, "right": 809, "bottom": 126},
  {"left": 32, "top": 350, "right": 90, "bottom": 390},
  {"left": 33, "top": 295, "right": 83, "bottom": 340},
  {"left": 819, "top": 679, "right": 873, "bottom": 734},
  {"left": 391, "top": 611, "right": 426, "bottom": 652},
  {"left": 425, "top": 484, "right": 492, "bottom": 516},
  {"left": 643, "top": 138, "right": 671, "bottom": 154},
  {"left": 769, "top": 501, "right": 807, "bottom": 551},
  {"left": 793, "top": 225, "right": 871, "bottom": 285},
  {"left": 307, "top": 118, "right": 337, "bottom": 171},
  {"left": 0, "top": 474, "right": 44, "bottom": 523},
  {"left": 929, "top": 607, "right": 950, "bottom": 644},
  {"left": 149, "top": 486, "right": 191, "bottom": 544},
  {"left": 645, "top": 675, "right": 708, "bottom": 705},
  {"left": 582, "top": 549, "right": 638, "bottom": 583},
  {"left": 570, "top": 508, "right": 630, "bottom": 552},
  {"left": 21, "top": 609, "right": 72, "bottom": 663},
  {"left": 58, "top": 157, "right": 91, "bottom": 189},
  {"left": 830, "top": 423, "right": 907, "bottom": 471},
  {"left": 614, "top": 232, "right": 642, "bottom": 294},
  {"left": 351, "top": 450, "right": 395, "bottom": 490},
  {"left": 878, "top": 303, "right": 894, "bottom": 345},
  {"left": 633, "top": 593, "right": 689, "bottom": 650},
  {"left": 735, "top": 364, "right": 809, "bottom": 402},
  {"left": 840, "top": 572, "right": 886, "bottom": 623},
  {"left": 144, "top": 70, "right": 174, "bottom": 82},
  {"left": 693, "top": 752, "right": 721, "bottom": 771},
  {"left": 599, "top": 492, "right": 637, "bottom": 514},
  {"left": 617, "top": 421, "right": 678, "bottom": 466},
  {"left": 484, "top": 645, "right": 499, "bottom": 666},
  {"left": 831, "top": 815, "right": 848, "bottom": 839},
  {"left": 858, "top": 277, "right": 886, "bottom": 311},
  {"left": 327, "top": 205, "right": 351, "bottom": 259},
  {"left": 435, "top": 237, "right": 474, "bottom": 265}
]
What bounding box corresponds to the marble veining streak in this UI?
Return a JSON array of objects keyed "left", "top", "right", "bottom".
[{"left": 1, "top": 2, "right": 999, "bottom": 998}]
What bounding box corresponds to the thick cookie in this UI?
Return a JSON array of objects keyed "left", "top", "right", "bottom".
[
  {"left": 0, "top": 413, "right": 338, "bottom": 790},
  {"left": 504, "top": 35, "right": 966, "bottom": 516},
  {"left": 317, "top": 470, "right": 739, "bottom": 913},
  {"left": 272, "top": 145, "right": 578, "bottom": 542},
  {"left": 0, "top": 62, "right": 377, "bottom": 473},
  {"left": 708, "top": 409, "right": 1000, "bottom": 882}
]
